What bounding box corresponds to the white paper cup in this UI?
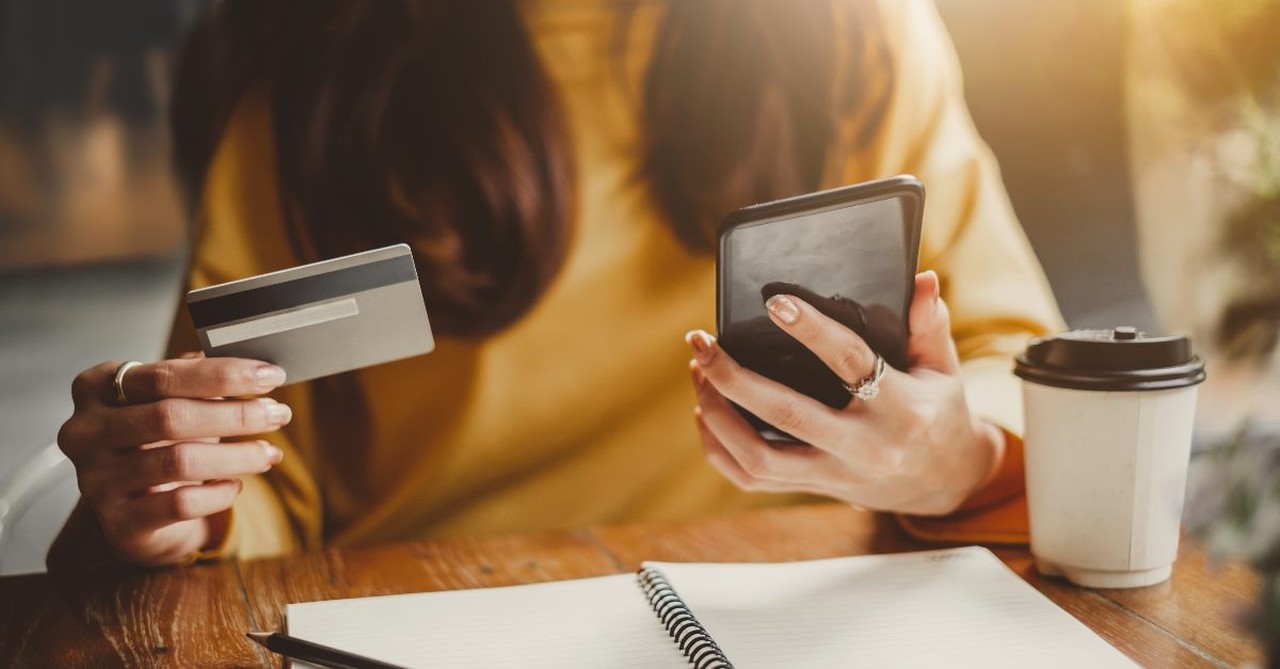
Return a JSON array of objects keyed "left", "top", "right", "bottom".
[{"left": 1015, "top": 327, "right": 1205, "bottom": 588}]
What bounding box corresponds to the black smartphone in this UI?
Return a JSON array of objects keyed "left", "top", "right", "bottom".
[{"left": 715, "top": 175, "right": 924, "bottom": 442}]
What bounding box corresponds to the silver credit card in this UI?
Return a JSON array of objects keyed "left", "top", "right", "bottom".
[{"left": 186, "top": 244, "right": 434, "bottom": 384}]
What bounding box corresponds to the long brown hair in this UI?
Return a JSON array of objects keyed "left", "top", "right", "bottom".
[{"left": 171, "top": 0, "right": 892, "bottom": 337}]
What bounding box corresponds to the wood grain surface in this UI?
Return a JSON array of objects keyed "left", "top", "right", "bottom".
[{"left": 0, "top": 503, "right": 1263, "bottom": 668}]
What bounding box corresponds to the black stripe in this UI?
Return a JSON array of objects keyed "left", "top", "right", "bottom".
[{"left": 188, "top": 254, "right": 418, "bottom": 328}]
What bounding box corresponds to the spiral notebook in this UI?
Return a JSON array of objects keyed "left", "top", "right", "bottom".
[{"left": 285, "top": 546, "right": 1136, "bottom": 668}]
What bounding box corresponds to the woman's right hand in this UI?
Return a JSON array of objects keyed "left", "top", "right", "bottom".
[{"left": 57, "top": 356, "right": 291, "bottom": 566}]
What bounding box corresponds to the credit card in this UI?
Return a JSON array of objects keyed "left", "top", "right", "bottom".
[{"left": 186, "top": 244, "right": 434, "bottom": 384}]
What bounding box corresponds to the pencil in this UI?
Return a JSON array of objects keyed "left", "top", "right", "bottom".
[{"left": 247, "top": 631, "right": 409, "bottom": 669}]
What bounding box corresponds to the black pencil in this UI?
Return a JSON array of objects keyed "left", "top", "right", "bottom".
[{"left": 247, "top": 631, "right": 410, "bottom": 669}]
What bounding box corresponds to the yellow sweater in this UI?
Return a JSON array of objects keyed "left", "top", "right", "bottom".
[{"left": 172, "top": 0, "right": 1062, "bottom": 559}]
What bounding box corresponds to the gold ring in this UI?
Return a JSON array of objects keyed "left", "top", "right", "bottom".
[{"left": 112, "top": 360, "right": 143, "bottom": 405}]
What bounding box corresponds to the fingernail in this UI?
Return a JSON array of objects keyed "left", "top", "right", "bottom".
[
  {"left": 262, "top": 399, "right": 292, "bottom": 426},
  {"left": 684, "top": 330, "right": 716, "bottom": 364},
  {"left": 927, "top": 270, "right": 941, "bottom": 303},
  {"left": 261, "top": 441, "right": 284, "bottom": 465},
  {"left": 765, "top": 295, "right": 800, "bottom": 325},
  {"left": 254, "top": 365, "right": 287, "bottom": 388}
]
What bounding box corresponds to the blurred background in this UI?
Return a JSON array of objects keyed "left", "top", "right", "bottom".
[{"left": 1, "top": 0, "right": 1277, "bottom": 575}]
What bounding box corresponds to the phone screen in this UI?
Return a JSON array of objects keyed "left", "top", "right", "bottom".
[{"left": 717, "top": 184, "right": 921, "bottom": 441}]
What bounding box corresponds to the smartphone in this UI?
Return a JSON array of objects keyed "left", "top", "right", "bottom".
[{"left": 715, "top": 175, "right": 924, "bottom": 442}]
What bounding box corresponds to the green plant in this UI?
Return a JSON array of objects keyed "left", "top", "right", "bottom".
[
  {"left": 1144, "top": 1, "right": 1280, "bottom": 664},
  {"left": 1185, "top": 426, "right": 1280, "bottom": 664}
]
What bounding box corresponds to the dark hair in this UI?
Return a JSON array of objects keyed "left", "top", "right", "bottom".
[{"left": 171, "top": 0, "right": 891, "bottom": 337}]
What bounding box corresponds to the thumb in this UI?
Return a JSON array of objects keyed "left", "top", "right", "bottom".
[{"left": 906, "top": 270, "right": 961, "bottom": 374}]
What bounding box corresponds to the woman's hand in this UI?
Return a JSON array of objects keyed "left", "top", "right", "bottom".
[
  {"left": 56, "top": 356, "right": 291, "bottom": 566},
  {"left": 687, "top": 271, "right": 1004, "bottom": 516}
]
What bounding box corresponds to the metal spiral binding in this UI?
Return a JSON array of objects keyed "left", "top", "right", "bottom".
[{"left": 637, "top": 567, "right": 734, "bottom": 669}]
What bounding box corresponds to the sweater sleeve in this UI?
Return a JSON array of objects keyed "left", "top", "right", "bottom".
[{"left": 841, "top": 0, "right": 1065, "bottom": 533}]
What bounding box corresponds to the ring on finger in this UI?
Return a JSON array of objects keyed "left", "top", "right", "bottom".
[
  {"left": 842, "top": 354, "right": 886, "bottom": 401},
  {"left": 112, "top": 360, "right": 144, "bottom": 405}
]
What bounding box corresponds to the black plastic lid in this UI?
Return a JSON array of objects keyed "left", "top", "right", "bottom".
[{"left": 1014, "top": 327, "right": 1206, "bottom": 392}]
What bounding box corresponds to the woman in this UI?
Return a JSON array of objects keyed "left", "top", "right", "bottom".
[{"left": 52, "top": 0, "right": 1061, "bottom": 568}]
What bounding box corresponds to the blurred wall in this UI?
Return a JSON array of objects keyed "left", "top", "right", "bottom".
[
  {"left": 0, "top": 0, "right": 208, "bottom": 269},
  {"left": 0, "top": 0, "right": 206, "bottom": 574},
  {"left": 935, "top": 0, "right": 1158, "bottom": 331}
]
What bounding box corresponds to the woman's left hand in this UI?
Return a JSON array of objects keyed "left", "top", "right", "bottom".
[{"left": 687, "top": 271, "right": 1004, "bottom": 515}]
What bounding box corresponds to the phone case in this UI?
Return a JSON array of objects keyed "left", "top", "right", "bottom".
[{"left": 715, "top": 175, "right": 925, "bottom": 442}]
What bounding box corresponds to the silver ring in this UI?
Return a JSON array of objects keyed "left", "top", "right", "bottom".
[
  {"left": 842, "top": 355, "right": 886, "bottom": 401},
  {"left": 112, "top": 360, "right": 143, "bottom": 405}
]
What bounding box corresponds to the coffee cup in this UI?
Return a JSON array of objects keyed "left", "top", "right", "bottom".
[{"left": 1014, "top": 327, "right": 1206, "bottom": 588}]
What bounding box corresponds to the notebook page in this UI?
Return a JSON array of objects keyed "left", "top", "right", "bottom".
[
  {"left": 286, "top": 573, "right": 687, "bottom": 668},
  {"left": 649, "top": 547, "right": 1137, "bottom": 669}
]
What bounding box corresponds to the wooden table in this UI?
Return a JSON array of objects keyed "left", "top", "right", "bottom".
[{"left": 0, "top": 504, "right": 1262, "bottom": 668}]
